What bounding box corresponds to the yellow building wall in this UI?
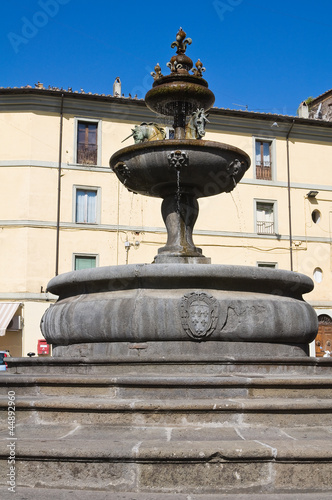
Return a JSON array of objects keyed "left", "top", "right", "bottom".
[
  {"left": 1, "top": 99, "right": 332, "bottom": 356},
  {"left": 0, "top": 228, "right": 29, "bottom": 293},
  {"left": 288, "top": 139, "right": 332, "bottom": 185},
  {"left": 0, "top": 112, "right": 33, "bottom": 161},
  {"left": 23, "top": 302, "right": 52, "bottom": 357}
]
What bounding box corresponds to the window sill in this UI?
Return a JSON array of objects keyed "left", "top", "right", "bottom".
[
  {"left": 254, "top": 177, "right": 274, "bottom": 182},
  {"left": 67, "top": 163, "right": 108, "bottom": 169},
  {"left": 256, "top": 232, "right": 281, "bottom": 240},
  {"left": 74, "top": 221, "right": 98, "bottom": 225},
  {"left": 71, "top": 162, "right": 101, "bottom": 167}
]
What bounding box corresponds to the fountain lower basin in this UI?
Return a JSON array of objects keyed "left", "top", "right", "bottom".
[
  {"left": 41, "top": 264, "right": 317, "bottom": 359},
  {"left": 110, "top": 140, "right": 250, "bottom": 198}
]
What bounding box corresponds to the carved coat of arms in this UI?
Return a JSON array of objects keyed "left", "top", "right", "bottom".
[{"left": 180, "top": 291, "right": 219, "bottom": 340}]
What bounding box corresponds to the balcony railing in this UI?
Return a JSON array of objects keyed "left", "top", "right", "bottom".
[
  {"left": 77, "top": 146, "right": 97, "bottom": 165},
  {"left": 257, "top": 220, "right": 274, "bottom": 234},
  {"left": 256, "top": 163, "right": 272, "bottom": 180}
]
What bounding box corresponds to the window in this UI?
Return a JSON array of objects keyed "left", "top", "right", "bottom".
[
  {"left": 257, "top": 262, "right": 277, "bottom": 269},
  {"left": 75, "top": 188, "right": 98, "bottom": 223},
  {"left": 318, "top": 314, "right": 332, "bottom": 324},
  {"left": 77, "top": 121, "right": 97, "bottom": 165},
  {"left": 313, "top": 268, "right": 323, "bottom": 283},
  {"left": 312, "top": 210, "right": 321, "bottom": 224},
  {"left": 256, "top": 201, "right": 275, "bottom": 234},
  {"left": 75, "top": 119, "right": 101, "bottom": 165},
  {"left": 74, "top": 255, "right": 97, "bottom": 270},
  {"left": 255, "top": 139, "right": 273, "bottom": 180},
  {"left": 166, "top": 127, "right": 175, "bottom": 139}
]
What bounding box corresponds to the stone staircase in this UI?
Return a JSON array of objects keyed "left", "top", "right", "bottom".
[{"left": 1, "top": 356, "right": 332, "bottom": 498}]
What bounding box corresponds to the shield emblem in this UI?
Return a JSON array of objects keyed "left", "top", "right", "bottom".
[
  {"left": 180, "top": 292, "right": 219, "bottom": 340},
  {"left": 188, "top": 300, "right": 211, "bottom": 336}
]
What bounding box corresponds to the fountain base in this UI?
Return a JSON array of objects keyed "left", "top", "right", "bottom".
[
  {"left": 52, "top": 340, "right": 309, "bottom": 359},
  {"left": 41, "top": 264, "right": 317, "bottom": 360}
]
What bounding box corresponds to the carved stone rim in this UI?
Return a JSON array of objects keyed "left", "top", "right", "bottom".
[
  {"left": 46, "top": 264, "right": 314, "bottom": 298},
  {"left": 110, "top": 139, "right": 251, "bottom": 166}
]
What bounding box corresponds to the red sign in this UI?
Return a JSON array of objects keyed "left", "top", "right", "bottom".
[{"left": 37, "top": 339, "right": 50, "bottom": 355}]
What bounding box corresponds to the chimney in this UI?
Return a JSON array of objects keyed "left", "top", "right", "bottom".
[
  {"left": 298, "top": 101, "right": 309, "bottom": 119},
  {"left": 113, "top": 77, "right": 121, "bottom": 97}
]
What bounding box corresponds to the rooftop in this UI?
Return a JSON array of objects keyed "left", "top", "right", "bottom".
[{"left": 1, "top": 83, "right": 332, "bottom": 128}]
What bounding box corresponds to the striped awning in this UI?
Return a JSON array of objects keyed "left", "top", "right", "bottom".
[{"left": 0, "top": 303, "right": 20, "bottom": 336}]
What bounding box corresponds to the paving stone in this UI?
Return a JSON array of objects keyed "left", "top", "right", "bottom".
[
  {"left": 14, "top": 460, "right": 137, "bottom": 491},
  {"left": 282, "top": 426, "right": 332, "bottom": 440}
]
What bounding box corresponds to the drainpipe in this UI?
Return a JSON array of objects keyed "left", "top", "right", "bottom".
[
  {"left": 55, "top": 94, "right": 64, "bottom": 276},
  {"left": 286, "top": 119, "right": 295, "bottom": 271}
]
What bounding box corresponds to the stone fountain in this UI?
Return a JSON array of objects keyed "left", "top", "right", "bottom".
[
  {"left": 41, "top": 28, "right": 317, "bottom": 359},
  {"left": 4, "top": 29, "right": 332, "bottom": 499}
]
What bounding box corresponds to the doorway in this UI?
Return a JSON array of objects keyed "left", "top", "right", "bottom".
[{"left": 315, "top": 314, "right": 332, "bottom": 357}]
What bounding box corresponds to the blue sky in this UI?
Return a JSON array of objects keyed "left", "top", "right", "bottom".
[{"left": 1, "top": 0, "right": 332, "bottom": 116}]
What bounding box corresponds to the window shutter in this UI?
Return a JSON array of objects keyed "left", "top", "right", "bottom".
[{"left": 76, "top": 189, "right": 86, "bottom": 222}]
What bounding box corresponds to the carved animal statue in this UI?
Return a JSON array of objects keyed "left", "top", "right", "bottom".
[
  {"left": 122, "top": 123, "right": 166, "bottom": 144},
  {"left": 185, "top": 108, "right": 210, "bottom": 140}
]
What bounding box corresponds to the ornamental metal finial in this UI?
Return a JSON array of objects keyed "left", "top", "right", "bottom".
[
  {"left": 171, "top": 27, "right": 192, "bottom": 54},
  {"left": 192, "top": 59, "right": 206, "bottom": 78},
  {"left": 166, "top": 60, "right": 183, "bottom": 73},
  {"left": 151, "top": 63, "right": 163, "bottom": 81}
]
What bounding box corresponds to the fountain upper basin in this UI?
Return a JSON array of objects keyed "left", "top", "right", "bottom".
[
  {"left": 110, "top": 140, "right": 250, "bottom": 198},
  {"left": 145, "top": 74, "right": 215, "bottom": 115}
]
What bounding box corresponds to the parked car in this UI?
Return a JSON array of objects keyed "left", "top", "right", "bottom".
[{"left": 0, "top": 350, "right": 10, "bottom": 371}]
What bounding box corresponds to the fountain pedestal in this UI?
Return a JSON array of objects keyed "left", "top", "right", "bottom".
[{"left": 156, "top": 194, "right": 210, "bottom": 263}]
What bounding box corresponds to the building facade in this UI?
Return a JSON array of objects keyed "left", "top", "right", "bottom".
[{"left": 1, "top": 85, "right": 332, "bottom": 357}]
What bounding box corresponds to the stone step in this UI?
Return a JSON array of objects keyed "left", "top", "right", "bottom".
[
  {"left": 2, "top": 359, "right": 332, "bottom": 495},
  {"left": 1, "top": 437, "right": 331, "bottom": 494},
  {"left": 2, "top": 359, "right": 332, "bottom": 496},
  {"left": 2, "top": 488, "right": 332, "bottom": 500},
  {"left": 5, "top": 437, "right": 332, "bottom": 460},
  {"left": 2, "top": 422, "right": 332, "bottom": 443},
  {"left": 7, "top": 356, "right": 332, "bottom": 376},
  {"left": 2, "top": 419, "right": 332, "bottom": 494},
  {"left": 2, "top": 431, "right": 332, "bottom": 460},
  {"left": 1, "top": 395, "right": 332, "bottom": 427},
  {"left": 2, "top": 373, "right": 332, "bottom": 399}
]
